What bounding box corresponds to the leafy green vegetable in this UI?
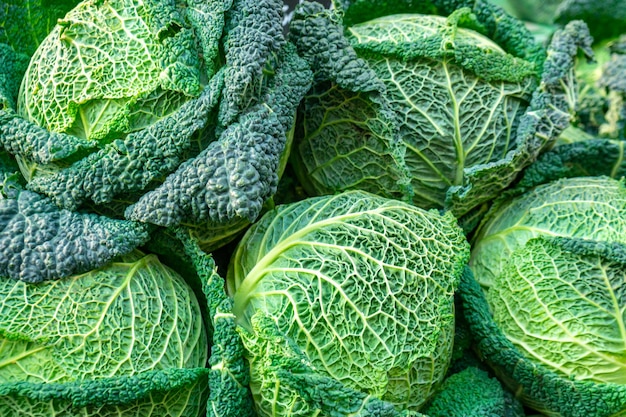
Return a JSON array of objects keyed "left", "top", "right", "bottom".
[
  {"left": 470, "top": 176, "right": 626, "bottom": 288},
  {"left": 173, "top": 227, "right": 256, "bottom": 417},
  {"left": 18, "top": 0, "right": 207, "bottom": 142},
  {"left": 0, "top": 0, "right": 312, "bottom": 243},
  {"left": 0, "top": 43, "right": 29, "bottom": 110},
  {"left": 0, "top": 188, "right": 150, "bottom": 282},
  {"left": 492, "top": 0, "right": 563, "bottom": 25},
  {"left": 0, "top": 250, "right": 210, "bottom": 416},
  {"left": 515, "top": 137, "right": 626, "bottom": 188},
  {"left": 0, "top": 368, "right": 210, "bottom": 417},
  {"left": 0, "top": 150, "right": 150, "bottom": 283},
  {"left": 459, "top": 266, "right": 626, "bottom": 417},
  {"left": 239, "top": 312, "right": 422, "bottom": 417},
  {"left": 423, "top": 367, "right": 525, "bottom": 417},
  {"left": 228, "top": 190, "right": 470, "bottom": 415},
  {"left": 490, "top": 236, "right": 626, "bottom": 383},
  {"left": 467, "top": 174, "right": 626, "bottom": 416},
  {"left": 124, "top": 42, "right": 313, "bottom": 227},
  {"left": 289, "top": 0, "right": 592, "bottom": 221}
]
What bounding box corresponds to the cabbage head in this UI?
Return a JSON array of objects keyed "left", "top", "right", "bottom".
[
  {"left": 467, "top": 176, "right": 626, "bottom": 416},
  {"left": 0, "top": 250, "right": 209, "bottom": 416},
  {"left": 289, "top": 0, "right": 593, "bottom": 221},
  {"left": 471, "top": 176, "right": 626, "bottom": 289},
  {"left": 0, "top": 0, "right": 312, "bottom": 238},
  {"left": 227, "top": 190, "right": 470, "bottom": 415}
]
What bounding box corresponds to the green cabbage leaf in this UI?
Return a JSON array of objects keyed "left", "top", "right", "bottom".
[{"left": 228, "top": 190, "right": 470, "bottom": 415}]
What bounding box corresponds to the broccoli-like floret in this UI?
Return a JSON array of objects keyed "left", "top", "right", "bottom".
[{"left": 423, "top": 367, "right": 525, "bottom": 417}]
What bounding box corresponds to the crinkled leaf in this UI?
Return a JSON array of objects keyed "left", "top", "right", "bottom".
[
  {"left": 173, "top": 228, "right": 255, "bottom": 417},
  {"left": 291, "top": 0, "right": 560, "bottom": 218},
  {"left": 229, "top": 191, "right": 469, "bottom": 412},
  {"left": 490, "top": 236, "right": 626, "bottom": 384},
  {"left": 470, "top": 176, "right": 626, "bottom": 288},
  {"left": 240, "top": 312, "right": 421, "bottom": 417},
  {"left": 0, "top": 189, "right": 150, "bottom": 282},
  {"left": 423, "top": 367, "right": 525, "bottom": 417},
  {"left": 0, "top": 368, "right": 209, "bottom": 417},
  {"left": 18, "top": 0, "right": 204, "bottom": 139},
  {"left": 0, "top": 109, "right": 96, "bottom": 166},
  {"left": 515, "top": 138, "right": 626, "bottom": 192},
  {"left": 125, "top": 43, "right": 312, "bottom": 226},
  {"left": 555, "top": 0, "right": 626, "bottom": 43},
  {"left": 219, "top": 0, "right": 285, "bottom": 126},
  {"left": 290, "top": 2, "right": 384, "bottom": 93},
  {"left": 0, "top": 43, "right": 29, "bottom": 110},
  {"left": 446, "top": 21, "right": 594, "bottom": 218},
  {"left": 27, "top": 78, "right": 223, "bottom": 211},
  {"left": 0, "top": 251, "right": 207, "bottom": 382},
  {"left": 459, "top": 267, "right": 626, "bottom": 417}
]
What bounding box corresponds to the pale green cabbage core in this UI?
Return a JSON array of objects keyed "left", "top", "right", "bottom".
[
  {"left": 17, "top": 0, "right": 202, "bottom": 142},
  {"left": 0, "top": 251, "right": 207, "bottom": 384},
  {"left": 471, "top": 176, "right": 626, "bottom": 384}
]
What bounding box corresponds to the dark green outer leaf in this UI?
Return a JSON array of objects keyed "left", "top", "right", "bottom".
[
  {"left": 458, "top": 266, "right": 626, "bottom": 417},
  {"left": 0, "top": 43, "right": 28, "bottom": 110},
  {"left": 219, "top": 0, "right": 285, "bottom": 126},
  {"left": 0, "top": 0, "right": 81, "bottom": 56},
  {"left": 555, "top": 0, "right": 626, "bottom": 43},
  {"left": 0, "top": 368, "right": 209, "bottom": 416},
  {"left": 125, "top": 43, "right": 313, "bottom": 227},
  {"left": 27, "top": 76, "right": 223, "bottom": 211},
  {"left": 514, "top": 139, "right": 626, "bottom": 194},
  {"left": 0, "top": 109, "right": 96, "bottom": 165},
  {"left": 174, "top": 228, "right": 255, "bottom": 417},
  {"left": 0, "top": 189, "right": 149, "bottom": 282}
]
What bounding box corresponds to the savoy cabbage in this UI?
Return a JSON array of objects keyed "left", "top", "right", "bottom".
[
  {"left": 0, "top": 250, "right": 210, "bottom": 416},
  {"left": 288, "top": 0, "right": 592, "bottom": 223},
  {"left": 227, "top": 190, "right": 470, "bottom": 415},
  {"left": 465, "top": 174, "right": 626, "bottom": 416},
  {"left": 0, "top": 0, "right": 312, "bottom": 257}
]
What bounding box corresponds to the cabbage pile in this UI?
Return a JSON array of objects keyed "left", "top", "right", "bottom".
[{"left": 0, "top": 0, "right": 625, "bottom": 417}]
